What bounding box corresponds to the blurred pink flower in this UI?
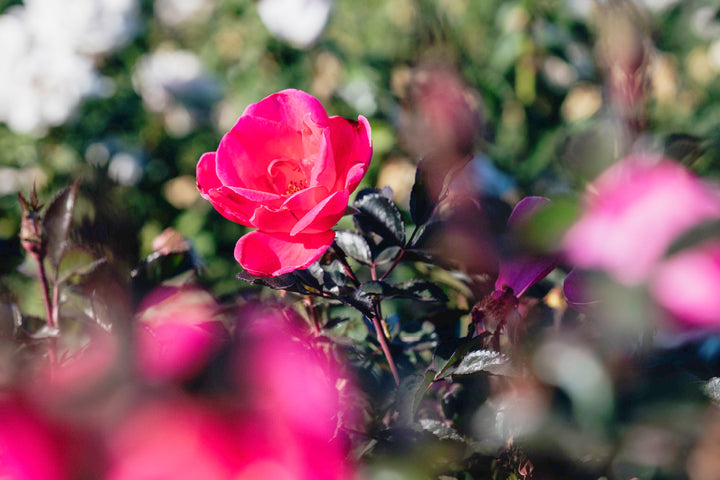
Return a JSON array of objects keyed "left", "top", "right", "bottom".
[
  {"left": 106, "top": 399, "right": 243, "bottom": 480},
  {"left": 0, "top": 397, "right": 68, "bottom": 480},
  {"left": 135, "top": 286, "right": 227, "bottom": 382},
  {"left": 563, "top": 155, "right": 720, "bottom": 285},
  {"left": 650, "top": 241, "right": 720, "bottom": 328}
]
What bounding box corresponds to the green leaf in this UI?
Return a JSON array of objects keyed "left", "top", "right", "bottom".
[
  {"left": 335, "top": 230, "right": 372, "bottom": 264},
  {"left": 418, "top": 418, "right": 464, "bottom": 442},
  {"left": 396, "top": 372, "right": 434, "bottom": 426},
  {"left": 432, "top": 335, "right": 489, "bottom": 381},
  {"left": 393, "top": 279, "right": 448, "bottom": 303},
  {"left": 354, "top": 189, "right": 406, "bottom": 245},
  {"left": 360, "top": 280, "right": 393, "bottom": 296},
  {"left": 375, "top": 246, "right": 402, "bottom": 265},
  {"left": 56, "top": 247, "right": 107, "bottom": 286},
  {"left": 453, "top": 349, "right": 511, "bottom": 376},
  {"left": 237, "top": 269, "right": 303, "bottom": 292},
  {"left": 323, "top": 260, "right": 348, "bottom": 291},
  {"left": 42, "top": 179, "right": 80, "bottom": 269}
]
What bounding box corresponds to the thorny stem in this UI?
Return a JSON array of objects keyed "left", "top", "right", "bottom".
[{"left": 372, "top": 306, "right": 399, "bottom": 385}]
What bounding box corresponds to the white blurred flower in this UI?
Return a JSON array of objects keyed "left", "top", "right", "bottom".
[
  {"left": 154, "top": 0, "right": 213, "bottom": 27},
  {"left": 0, "top": 8, "right": 104, "bottom": 134},
  {"left": 23, "top": 0, "right": 139, "bottom": 55},
  {"left": 257, "top": 0, "right": 332, "bottom": 49},
  {"left": 132, "top": 48, "right": 220, "bottom": 136}
]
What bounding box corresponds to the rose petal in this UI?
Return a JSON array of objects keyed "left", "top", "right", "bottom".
[
  {"left": 289, "top": 190, "right": 349, "bottom": 236},
  {"left": 650, "top": 242, "right": 720, "bottom": 328},
  {"left": 216, "top": 116, "right": 304, "bottom": 190},
  {"left": 243, "top": 89, "right": 329, "bottom": 132},
  {"left": 207, "top": 186, "right": 282, "bottom": 226},
  {"left": 564, "top": 155, "right": 720, "bottom": 285},
  {"left": 307, "top": 128, "right": 336, "bottom": 189},
  {"left": 234, "top": 230, "right": 335, "bottom": 277},
  {"left": 196, "top": 152, "right": 222, "bottom": 197},
  {"left": 248, "top": 186, "right": 328, "bottom": 233},
  {"left": 327, "top": 115, "right": 372, "bottom": 193}
]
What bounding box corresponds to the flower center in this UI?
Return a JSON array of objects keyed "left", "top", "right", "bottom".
[
  {"left": 286, "top": 179, "right": 308, "bottom": 195},
  {"left": 267, "top": 158, "right": 308, "bottom": 196}
]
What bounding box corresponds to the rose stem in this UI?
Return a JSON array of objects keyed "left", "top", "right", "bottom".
[
  {"left": 372, "top": 305, "right": 399, "bottom": 385},
  {"left": 304, "top": 297, "right": 321, "bottom": 335},
  {"left": 331, "top": 244, "right": 360, "bottom": 286},
  {"left": 35, "top": 257, "right": 56, "bottom": 330}
]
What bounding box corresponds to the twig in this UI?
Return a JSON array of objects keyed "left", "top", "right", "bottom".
[{"left": 371, "top": 308, "right": 399, "bottom": 385}]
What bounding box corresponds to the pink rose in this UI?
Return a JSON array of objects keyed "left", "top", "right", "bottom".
[
  {"left": 563, "top": 155, "right": 720, "bottom": 285},
  {"left": 197, "top": 89, "right": 372, "bottom": 277}
]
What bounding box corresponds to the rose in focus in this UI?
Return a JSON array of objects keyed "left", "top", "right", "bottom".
[{"left": 197, "top": 89, "right": 372, "bottom": 276}]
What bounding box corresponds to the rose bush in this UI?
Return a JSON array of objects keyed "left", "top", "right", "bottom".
[{"left": 196, "top": 89, "right": 372, "bottom": 276}]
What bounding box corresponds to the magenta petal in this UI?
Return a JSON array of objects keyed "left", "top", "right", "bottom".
[
  {"left": 496, "top": 255, "right": 559, "bottom": 298},
  {"left": 290, "top": 190, "right": 349, "bottom": 236},
  {"left": 328, "top": 115, "right": 373, "bottom": 193},
  {"left": 207, "top": 186, "right": 282, "bottom": 227},
  {"left": 650, "top": 242, "right": 720, "bottom": 328},
  {"left": 495, "top": 196, "right": 556, "bottom": 296},
  {"left": 216, "top": 115, "right": 303, "bottom": 188},
  {"left": 242, "top": 89, "right": 329, "bottom": 132},
  {"left": 234, "top": 230, "right": 335, "bottom": 277},
  {"left": 196, "top": 152, "right": 222, "bottom": 197}
]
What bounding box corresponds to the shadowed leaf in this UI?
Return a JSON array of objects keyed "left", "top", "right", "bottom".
[{"left": 42, "top": 179, "right": 80, "bottom": 269}]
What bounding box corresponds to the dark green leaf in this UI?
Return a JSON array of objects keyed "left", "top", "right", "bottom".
[
  {"left": 342, "top": 289, "right": 375, "bottom": 318},
  {"left": 432, "top": 335, "right": 489, "bottom": 381},
  {"left": 418, "top": 419, "right": 464, "bottom": 442},
  {"left": 393, "top": 279, "right": 448, "bottom": 303},
  {"left": 396, "top": 371, "right": 434, "bottom": 425},
  {"left": 453, "top": 349, "right": 511, "bottom": 376},
  {"left": 354, "top": 189, "right": 406, "bottom": 245},
  {"left": 57, "top": 247, "right": 107, "bottom": 286},
  {"left": 335, "top": 230, "right": 372, "bottom": 264},
  {"left": 237, "top": 269, "right": 301, "bottom": 291},
  {"left": 132, "top": 251, "right": 198, "bottom": 287},
  {"left": 42, "top": 179, "right": 80, "bottom": 269},
  {"left": 360, "top": 280, "right": 393, "bottom": 296},
  {"left": 375, "top": 246, "right": 402, "bottom": 265},
  {"left": 664, "top": 133, "right": 705, "bottom": 166},
  {"left": 324, "top": 260, "right": 348, "bottom": 290}
]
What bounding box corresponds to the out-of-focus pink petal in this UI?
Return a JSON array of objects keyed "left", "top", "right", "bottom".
[
  {"left": 216, "top": 115, "right": 304, "bottom": 189},
  {"left": 196, "top": 152, "right": 222, "bottom": 197},
  {"left": 328, "top": 115, "right": 372, "bottom": 193},
  {"left": 563, "top": 268, "right": 600, "bottom": 313},
  {"left": 290, "top": 190, "right": 349, "bottom": 236},
  {"left": 0, "top": 398, "right": 66, "bottom": 480},
  {"left": 135, "top": 286, "right": 227, "bottom": 382},
  {"left": 234, "top": 230, "right": 335, "bottom": 277},
  {"left": 651, "top": 242, "right": 720, "bottom": 328},
  {"left": 242, "top": 89, "right": 330, "bottom": 132},
  {"left": 106, "top": 400, "right": 240, "bottom": 480},
  {"left": 564, "top": 155, "right": 720, "bottom": 285}
]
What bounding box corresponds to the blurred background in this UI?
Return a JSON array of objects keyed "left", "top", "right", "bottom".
[{"left": 2, "top": 0, "right": 720, "bottom": 317}]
